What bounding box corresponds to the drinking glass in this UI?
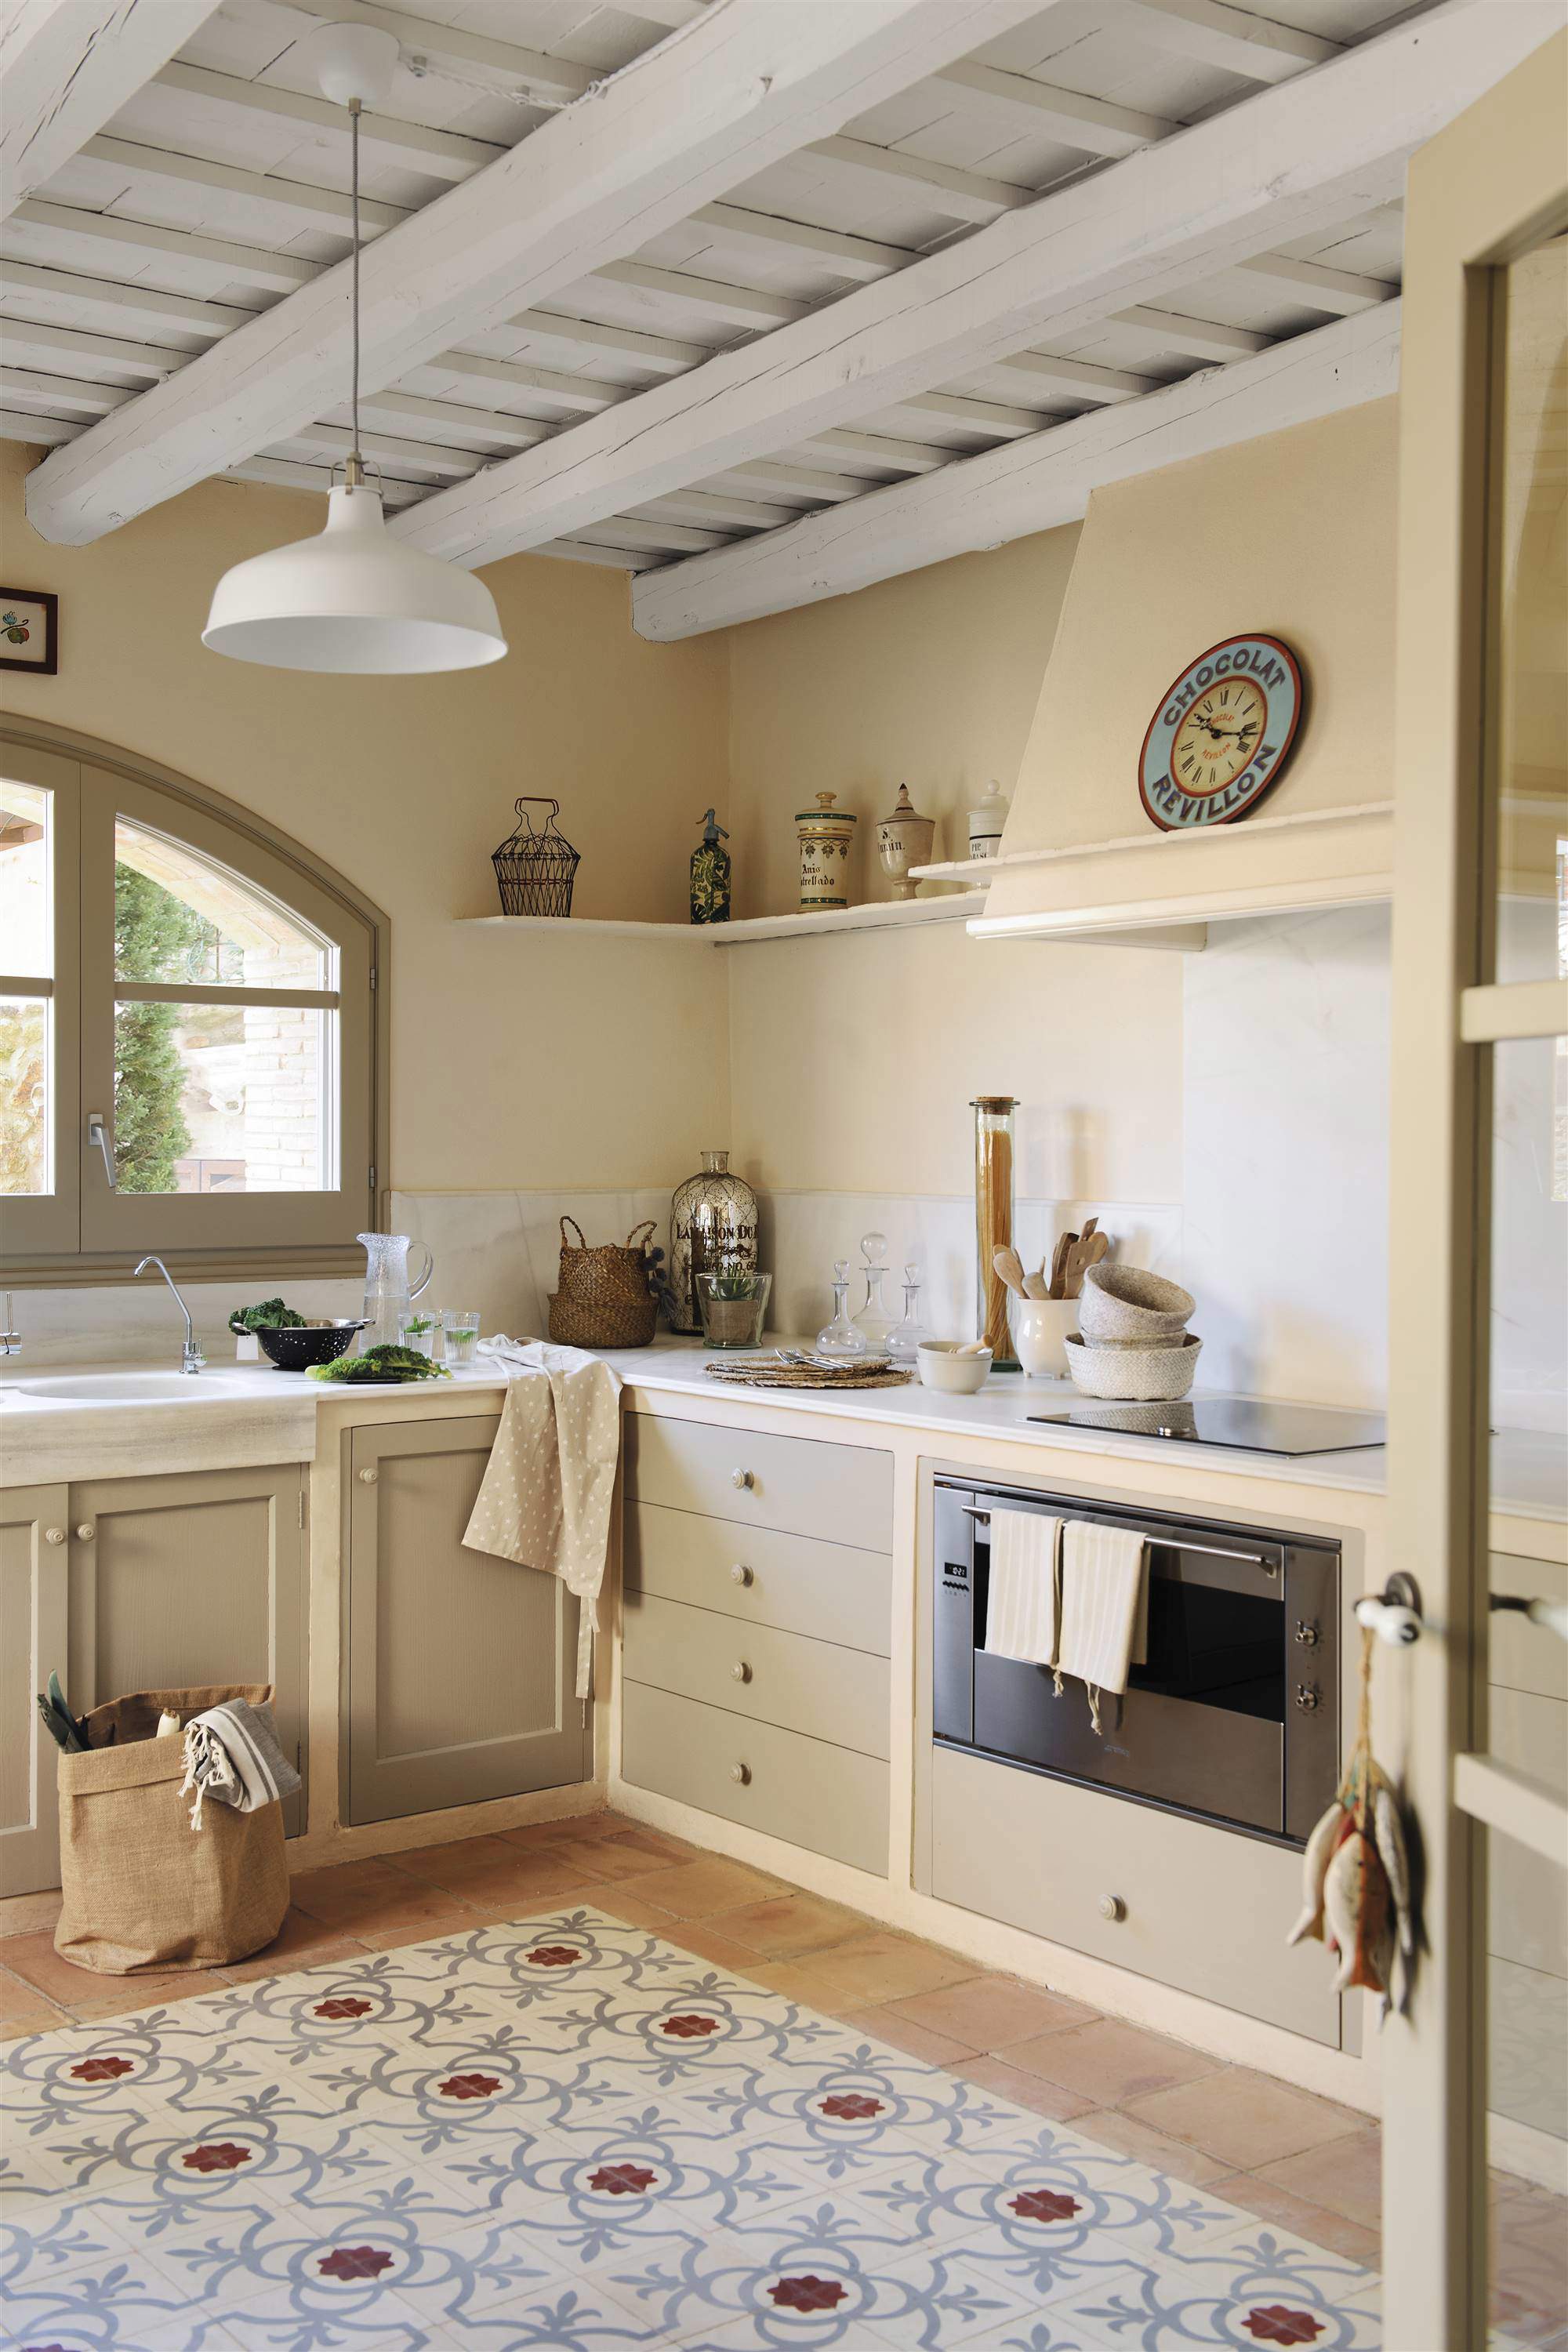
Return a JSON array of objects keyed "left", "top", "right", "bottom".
[
  {"left": 442, "top": 1308, "right": 480, "bottom": 1367},
  {"left": 397, "top": 1308, "right": 438, "bottom": 1359}
]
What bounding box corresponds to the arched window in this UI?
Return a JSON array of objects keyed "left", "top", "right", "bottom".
[{"left": 1, "top": 723, "right": 386, "bottom": 1282}]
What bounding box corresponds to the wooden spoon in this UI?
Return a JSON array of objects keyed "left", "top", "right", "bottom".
[
  {"left": 992, "top": 1245, "right": 1029, "bottom": 1298},
  {"left": 1022, "top": 1269, "right": 1051, "bottom": 1300},
  {"left": 1048, "top": 1230, "right": 1076, "bottom": 1300},
  {"left": 1064, "top": 1229, "right": 1111, "bottom": 1299}
]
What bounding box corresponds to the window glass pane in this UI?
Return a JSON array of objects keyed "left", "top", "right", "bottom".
[
  {"left": 0, "top": 779, "right": 51, "bottom": 978},
  {"left": 0, "top": 994, "right": 48, "bottom": 1193},
  {"left": 113, "top": 1001, "right": 330, "bottom": 1193},
  {"left": 114, "top": 819, "right": 329, "bottom": 989},
  {"left": 1494, "top": 237, "right": 1568, "bottom": 985}
]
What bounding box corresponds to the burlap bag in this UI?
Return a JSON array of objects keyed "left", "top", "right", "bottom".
[{"left": 54, "top": 1683, "right": 289, "bottom": 1975}]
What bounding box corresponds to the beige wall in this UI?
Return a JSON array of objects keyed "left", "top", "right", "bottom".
[{"left": 0, "top": 444, "right": 730, "bottom": 1192}]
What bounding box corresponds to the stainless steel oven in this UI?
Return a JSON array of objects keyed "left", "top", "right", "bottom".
[{"left": 933, "top": 1476, "right": 1340, "bottom": 1846}]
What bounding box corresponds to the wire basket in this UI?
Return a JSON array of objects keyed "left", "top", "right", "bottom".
[{"left": 492, "top": 797, "right": 581, "bottom": 918}]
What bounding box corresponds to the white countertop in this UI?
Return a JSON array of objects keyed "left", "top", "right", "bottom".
[{"left": 2, "top": 1337, "right": 1563, "bottom": 1525}]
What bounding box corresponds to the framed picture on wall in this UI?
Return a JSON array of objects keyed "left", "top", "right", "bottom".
[{"left": 0, "top": 590, "right": 58, "bottom": 675}]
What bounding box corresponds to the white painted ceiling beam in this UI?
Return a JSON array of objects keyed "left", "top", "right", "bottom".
[
  {"left": 276, "top": 0, "right": 598, "bottom": 105},
  {"left": 1121, "top": 0, "right": 1339, "bottom": 83},
  {"left": 227, "top": 452, "right": 422, "bottom": 506},
  {"left": 997, "top": 350, "right": 1158, "bottom": 401},
  {"left": 710, "top": 457, "right": 866, "bottom": 503},
  {"left": 1112, "top": 305, "right": 1270, "bottom": 359},
  {"left": 82, "top": 134, "right": 409, "bottom": 235},
  {"left": 0, "top": 0, "right": 222, "bottom": 221},
  {"left": 804, "top": 135, "right": 1033, "bottom": 222},
  {"left": 512, "top": 310, "right": 709, "bottom": 373},
  {"left": 635, "top": 486, "right": 797, "bottom": 528},
  {"left": 271, "top": 419, "right": 482, "bottom": 477},
  {"left": 0, "top": 316, "right": 182, "bottom": 377},
  {"left": 932, "top": 62, "right": 1178, "bottom": 156},
  {"left": 0, "top": 405, "right": 82, "bottom": 445},
  {"left": 1232, "top": 252, "right": 1396, "bottom": 314},
  {"left": 688, "top": 202, "right": 913, "bottom": 280},
  {"left": 0, "top": 257, "right": 252, "bottom": 339},
  {"left": 8, "top": 200, "right": 320, "bottom": 294},
  {"left": 632, "top": 300, "right": 1401, "bottom": 637},
  {"left": 394, "top": 2, "right": 1534, "bottom": 568},
  {"left": 354, "top": 390, "right": 550, "bottom": 448},
  {"left": 422, "top": 348, "right": 629, "bottom": 412},
  {"left": 0, "top": 365, "right": 133, "bottom": 413},
  {"left": 578, "top": 514, "right": 730, "bottom": 553},
  {"left": 593, "top": 260, "right": 808, "bottom": 327},
  {"left": 151, "top": 63, "right": 505, "bottom": 183},
  {"left": 29, "top": 0, "right": 1044, "bottom": 544},
  {"left": 804, "top": 426, "right": 950, "bottom": 473},
  {"left": 898, "top": 388, "right": 1053, "bottom": 436},
  {"left": 547, "top": 535, "right": 662, "bottom": 568}
]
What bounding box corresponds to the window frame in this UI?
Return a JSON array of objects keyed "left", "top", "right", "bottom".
[{"left": 0, "top": 719, "right": 389, "bottom": 1287}]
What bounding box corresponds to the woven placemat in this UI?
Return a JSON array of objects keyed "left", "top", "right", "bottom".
[{"left": 702, "top": 1359, "right": 915, "bottom": 1390}]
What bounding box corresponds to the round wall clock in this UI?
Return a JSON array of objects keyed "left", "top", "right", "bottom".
[{"left": 1138, "top": 634, "right": 1305, "bottom": 832}]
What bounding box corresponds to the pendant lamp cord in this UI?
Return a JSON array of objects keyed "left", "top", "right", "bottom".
[{"left": 349, "top": 95, "right": 362, "bottom": 486}]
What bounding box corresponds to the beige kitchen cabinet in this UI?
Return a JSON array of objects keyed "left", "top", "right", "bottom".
[
  {"left": 345, "top": 1415, "right": 590, "bottom": 1824},
  {"left": 67, "top": 1462, "right": 308, "bottom": 1838},
  {"left": 0, "top": 1485, "right": 70, "bottom": 1897}
]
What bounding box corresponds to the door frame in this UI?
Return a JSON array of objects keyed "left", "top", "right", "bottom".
[{"left": 1386, "top": 32, "right": 1568, "bottom": 2350}]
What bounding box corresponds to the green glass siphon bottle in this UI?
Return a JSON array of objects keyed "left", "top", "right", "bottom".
[{"left": 690, "top": 808, "right": 731, "bottom": 924}]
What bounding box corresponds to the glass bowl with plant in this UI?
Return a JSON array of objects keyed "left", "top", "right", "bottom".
[{"left": 695, "top": 1261, "right": 771, "bottom": 1351}]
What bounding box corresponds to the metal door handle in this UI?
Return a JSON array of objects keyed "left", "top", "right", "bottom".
[
  {"left": 1356, "top": 1573, "right": 1422, "bottom": 1646},
  {"left": 1492, "top": 1593, "right": 1568, "bottom": 1642},
  {"left": 86, "top": 1112, "right": 116, "bottom": 1190}
]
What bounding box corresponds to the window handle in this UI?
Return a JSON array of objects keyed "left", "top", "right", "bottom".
[{"left": 86, "top": 1113, "right": 116, "bottom": 1190}]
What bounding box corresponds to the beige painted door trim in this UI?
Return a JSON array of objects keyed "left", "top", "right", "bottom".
[
  {"left": 1387, "top": 31, "right": 1567, "bottom": 2352},
  {"left": 0, "top": 1485, "right": 69, "bottom": 1897}
]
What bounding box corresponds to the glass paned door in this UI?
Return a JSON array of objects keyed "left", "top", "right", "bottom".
[
  {"left": 0, "top": 747, "right": 78, "bottom": 1253},
  {"left": 1386, "top": 34, "right": 1568, "bottom": 2352}
]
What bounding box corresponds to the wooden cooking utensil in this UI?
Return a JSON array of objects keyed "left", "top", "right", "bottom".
[
  {"left": 1022, "top": 1270, "right": 1051, "bottom": 1300},
  {"left": 1064, "top": 1229, "right": 1111, "bottom": 1299},
  {"left": 992, "top": 1245, "right": 1029, "bottom": 1298},
  {"left": 1048, "top": 1230, "right": 1076, "bottom": 1300}
]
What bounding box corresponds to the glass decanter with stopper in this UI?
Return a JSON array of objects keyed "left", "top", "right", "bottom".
[
  {"left": 887, "top": 1264, "right": 928, "bottom": 1363},
  {"left": 816, "top": 1261, "right": 869, "bottom": 1356},
  {"left": 852, "top": 1229, "right": 897, "bottom": 1353}
]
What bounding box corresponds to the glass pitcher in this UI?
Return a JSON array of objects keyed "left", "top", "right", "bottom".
[{"left": 358, "top": 1232, "right": 434, "bottom": 1349}]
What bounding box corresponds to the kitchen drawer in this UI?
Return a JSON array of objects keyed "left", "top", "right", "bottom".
[
  {"left": 624, "top": 1413, "right": 892, "bottom": 1555},
  {"left": 931, "top": 1743, "right": 1339, "bottom": 2046},
  {"left": 625, "top": 1502, "right": 891, "bottom": 1657},
  {"left": 622, "top": 1590, "right": 889, "bottom": 1759},
  {"left": 622, "top": 1679, "right": 888, "bottom": 1877}
]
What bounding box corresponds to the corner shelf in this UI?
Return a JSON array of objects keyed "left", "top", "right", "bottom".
[{"left": 453, "top": 893, "right": 989, "bottom": 946}]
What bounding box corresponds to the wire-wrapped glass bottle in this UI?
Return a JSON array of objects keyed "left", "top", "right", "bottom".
[
  {"left": 670, "top": 1150, "right": 757, "bottom": 1334},
  {"left": 972, "top": 1095, "right": 1018, "bottom": 1369}
]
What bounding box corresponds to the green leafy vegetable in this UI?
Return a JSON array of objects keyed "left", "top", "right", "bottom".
[
  {"left": 229, "top": 1297, "right": 307, "bottom": 1334},
  {"left": 307, "top": 1345, "right": 452, "bottom": 1385}
]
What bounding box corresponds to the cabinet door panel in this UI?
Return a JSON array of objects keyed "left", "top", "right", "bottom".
[
  {"left": 347, "top": 1417, "right": 590, "bottom": 1824},
  {"left": 0, "top": 1486, "right": 69, "bottom": 1896},
  {"left": 68, "top": 1464, "right": 306, "bottom": 1834}
]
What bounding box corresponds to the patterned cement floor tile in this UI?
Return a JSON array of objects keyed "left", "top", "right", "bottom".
[{"left": 0, "top": 1902, "right": 1383, "bottom": 2351}]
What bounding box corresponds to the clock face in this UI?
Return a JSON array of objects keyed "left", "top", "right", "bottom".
[{"left": 1138, "top": 636, "right": 1305, "bottom": 831}]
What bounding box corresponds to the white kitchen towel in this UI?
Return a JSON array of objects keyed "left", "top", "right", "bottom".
[
  {"left": 1056, "top": 1521, "right": 1149, "bottom": 1734},
  {"left": 463, "top": 1335, "right": 623, "bottom": 1699},
  {"left": 179, "top": 1700, "right": 299, "bottom": 1832},
  {"left": 982, "top": 1510, "right": 1063, "bottom": 1668}
]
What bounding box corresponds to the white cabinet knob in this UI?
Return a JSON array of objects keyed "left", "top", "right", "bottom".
[
  {"left": 731, "top": 1468, "right": 753, "bottom": 1490},
  {"left": 730, "top": 1563, "right": 753, "bottom": 1588},
  {"left": 44, "top": 1526, "right": 65, "bottom": 1545},
  {"left": 1099, "top": 1894, "right": 1127, "bottom": 1923},
  {"left": 730, "top": 1761, "right": 751, "bottom": 1785},
  {"left": 358, "top": 1467, "right": 379, "bottom": 1484},
  {"left": 75, "top": 1523, "right": 95, "bottom": 1541},
  {"left": 731, "top": 1660, "right": 752, "bottom": 1684}
]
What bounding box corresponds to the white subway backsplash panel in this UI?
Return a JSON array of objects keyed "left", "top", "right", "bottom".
[{"left": 390, "top": 1189, "right": 671, "bottom": 1341}]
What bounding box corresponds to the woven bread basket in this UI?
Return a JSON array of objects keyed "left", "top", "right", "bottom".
[{"left": 548, "top": 1216, "right": 659, "bottom": 1348}]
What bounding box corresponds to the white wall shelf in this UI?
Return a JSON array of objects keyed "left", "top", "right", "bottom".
[{"left": 454, "top": 894, "right": 988, "bottom": 946}]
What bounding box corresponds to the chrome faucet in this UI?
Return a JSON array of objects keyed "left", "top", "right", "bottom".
[
  {"left": 0, "top": 1294, "right": 19, "bottom": 1356},
  {"left": 133, "top": 1256, "right": 205, "bottom": 1373}
]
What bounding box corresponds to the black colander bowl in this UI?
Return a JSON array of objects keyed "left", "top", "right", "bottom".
[{"left": 255, "top": 1319, "right": 368, "bottom": 1371}]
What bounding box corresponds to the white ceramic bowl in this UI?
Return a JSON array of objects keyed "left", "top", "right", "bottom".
[
  {"left": 1064, "top": 1331, "right": 1202, "bottom": 1400},
  {"left": 1011, "top": 1298, "right": 1077, "bottom": 1379},
  {"left": 1077, "top": 1262, "right": 1196, "bottom": 1342},
  {"left": 917, "top": 1341, "right": 993, "bottom": 1395}
]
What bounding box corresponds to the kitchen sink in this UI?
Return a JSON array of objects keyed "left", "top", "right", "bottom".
[{"left": 16, "top": 1372, "right": 241, "bottom": 1402}]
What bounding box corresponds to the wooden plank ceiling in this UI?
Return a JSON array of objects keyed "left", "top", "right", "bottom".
[{"left": 1, "top": 0, "right": 1560, "bottom": 635}]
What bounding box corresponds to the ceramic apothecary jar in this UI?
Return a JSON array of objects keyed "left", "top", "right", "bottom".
[{"left": 796, "top": 792, "right": 856, "bottom": 912}]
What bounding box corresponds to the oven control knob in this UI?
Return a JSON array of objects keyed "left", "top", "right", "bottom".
[
  {"left": 1294, "top": 1619, "right": 1320, "bottom": 1647},
  {"left": 1294, "top": 1682, "right": 1322, "bottom": 1712},
  {"left": 1099, "top": 1895, "right": 1127, "bottom": 1923}
]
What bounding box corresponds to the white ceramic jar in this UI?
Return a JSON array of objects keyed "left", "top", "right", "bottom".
[{"left": 1011, "top": 1297, "right": 1078, "bottom": 1378}]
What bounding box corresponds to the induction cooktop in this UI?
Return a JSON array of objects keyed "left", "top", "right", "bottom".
[{"left": 1025, "top": 1396, "right": 1387, "bottom": 1455}]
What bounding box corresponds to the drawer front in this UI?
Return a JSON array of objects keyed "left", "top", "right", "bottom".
[
  {"left": 623, "top": 1590, "right": 889, "bottom": 1759},
  {"left": 626, "top": 1502, "right": 891, "bottom": 1657},
  {"left": 622, "top": 1680, "right": 888, "bottom": 1877},
  {"left": 624, "top": 1413, "right": 892, "bottom": 1555},
  {"left": 931, "top": 1744, "right": 1339, "bottom": 2046}
]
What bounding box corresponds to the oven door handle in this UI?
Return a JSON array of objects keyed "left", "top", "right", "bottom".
[{"left": 957, "top": 1504, "right": 1276, "bottom": 1572}]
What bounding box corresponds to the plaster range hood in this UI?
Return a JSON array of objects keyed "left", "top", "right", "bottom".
[{"left": 919, "top": 403, "right": 1404, "bottom": 946}]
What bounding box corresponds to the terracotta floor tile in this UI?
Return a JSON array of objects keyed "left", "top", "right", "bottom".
[
  {"left": 881, "top": 1973, "right": 1095, "bottom": 2053},
  {"left": 1, "top": 2003, "right": 67, "bottom": 2042},
  {"left": 831, "top": 2005, "right": 972, "bottom": 2065},
  {"left": 733, "top": 1958, "right": 866, "bottom": 2009},
  {"left": 289, "top": 1875, "right": 485, "bottom": 1936},
  {"left": 0, "top": 1932, "right": 204, "bottom": 2009},
  {"left": 589, "top": 1891, "right": 677, "bottom": 1931},
  {"left": 607, "top": 1857, "right": 788, "bottom": 1918},
  {"left": 385, "top": 1836, "right": 524, "bottom": 1888},
  {"left": 63, "top": 1974, "right": 236, "bottom": 2022},
  {"left": 644, "top": 1922, "right": 764, "bottom": 1972},
  {"left": 222, "top": 1908, "right": 368, "bottom": 1976},
  {"left": 945, "top": 2055, "right": 1099, "bottom": 2123},
  {"left": 0, "top": 1962, "right": 57, "bottom": 2024},
  {"left": 225, "top": 1936, "right": 369, "bottom": 1983},
  {"left": 437, "top": 1853, "right": 614, "bottom": 1908},
  {"left": 1003, "top": 2017, "right": 1219, "bottom": 2107},
  {"left": 1070, "top": 2105, "right": 1232, "bottom": 2187},
  {"left": 807, "top": 1932, "right": 977, "bottom": 2006},
  {"left": 1208, "top": 2171, "right": 1381, "bottom": 2266},
  {"left": 704, "top": 1893, "right": 868, "bottom": 1959},
  {"left": 0, "top": 1888, "right": 64, "bottom": 1940},
  {"left": 356, "top": 1912, "right": 499, "bottom": 1952},
  {"left": 1124, "top": 2065, "right": 1366, "bottom": 2171},
  {"left": 526, "top": 1837, "right": 658, "bottom": 1884},
  {"left": 1256, "top": 2125, "right": 1383, "bottom": 2226},
  {"left": 287, "top": 1858, "right": 419, "bottom": 1924}
]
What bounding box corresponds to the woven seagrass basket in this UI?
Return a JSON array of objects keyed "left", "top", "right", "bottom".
[{"left": 548, "top": 1216, "right": 659, "bottom": 1348}]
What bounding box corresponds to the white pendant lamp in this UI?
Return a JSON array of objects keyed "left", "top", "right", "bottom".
[{"left": 202, "top": 25, "right": 506, "bottom": 674}]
